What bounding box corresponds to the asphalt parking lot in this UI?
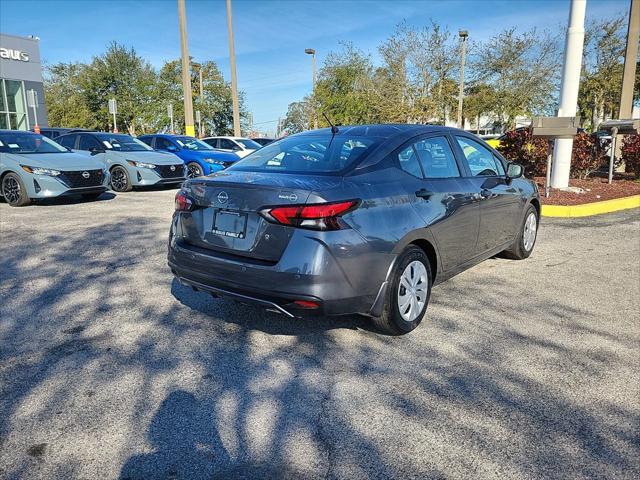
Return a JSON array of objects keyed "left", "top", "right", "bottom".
[{"left": 0, "top": 189, "right": 638, "bottom": 479}]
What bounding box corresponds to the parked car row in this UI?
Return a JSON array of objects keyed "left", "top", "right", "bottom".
[{"left": 0, "top": 130, "right": 268, "bottom": 206}]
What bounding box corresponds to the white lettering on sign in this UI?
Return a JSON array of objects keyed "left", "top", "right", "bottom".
[{"left": 0, "top": 48, "right": 30, "bottom": 62}]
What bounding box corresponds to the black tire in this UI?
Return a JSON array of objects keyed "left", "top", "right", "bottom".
[
  {"left": 372, "top": 245, "right": 432, "bottom": 335},
  {"left": 503, "top": 204, "right": 538, "bottom": 260},
  {"left": 81, "top": 192, "right": 102, "bottom": 201},
  {"left": 110, "top": 166, "right": 132, "bottom": 192},
  {"left": 186, "top": 162, "right": 203, "bottom": 178},
  {"left": 2, "top": 172, "right": 31, "bottom": 207}
]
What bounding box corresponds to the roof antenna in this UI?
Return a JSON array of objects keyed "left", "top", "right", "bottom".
[{"left": 322, "top": 112, "right": 339, "bottom": 134}]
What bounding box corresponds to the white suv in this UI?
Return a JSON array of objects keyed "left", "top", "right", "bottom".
[{"left": 202, "top": 136, "right": 262, "bottom": 158}]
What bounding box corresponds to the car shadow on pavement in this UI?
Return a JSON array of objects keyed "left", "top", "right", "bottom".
[
  {"left": 169, "top": 277, "right": 378, "bottom": 335},
  {"left": 1, "top": 209, "right": 639, "bottom": 479},
  {"left": 34, "top": 191, "right": 117, "bottom": 206}
]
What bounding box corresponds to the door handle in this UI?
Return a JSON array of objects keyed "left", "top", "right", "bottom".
[{"left": 415, "top": 188, "right": 434, "bottom": 199}]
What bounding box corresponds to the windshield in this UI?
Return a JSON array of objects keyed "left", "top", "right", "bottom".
[
  {"left": 0, "top": 132, "right": 68, "bottom": 154},
  {"left": 237, "top": 138, "right": 262, "bottom": 149},
  {"left": 174, "top": 136, "right": 213, "bottom": 151},
  {"left": 227, "top": 134, "right": 381, "bottom": 174},
  {"left": 96, "top": 134, "right": 153, "bottom": 152}
]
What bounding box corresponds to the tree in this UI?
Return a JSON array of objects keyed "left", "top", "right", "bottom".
[
  {"left": 578, "top": 16, "right": 625, "bottom": 131},
  {"left": 80, "top": 42, "right": 157, "bottom": 134},
  {"left": 312, "top": 43, "right": 376, "bottom": 126},
  {"left": 463, "top": 83, "right": 497, "bottom": 133},
  {"left": 152, "top": 59, "right": 247, "bottom": 135},
  {"left": 44, "top": 63, "right": 96, "bottom": 128},
  {"left": 282, "top": 98, "right": 313, "bottom": 134},
  {"left": 472, "top": 28, "right": 560, "bottom": 130}
]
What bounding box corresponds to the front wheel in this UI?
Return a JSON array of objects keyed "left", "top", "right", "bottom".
[
  {"left": 503, "top": 204, "right": 538, "bottom": 260},
  {"left": 110, "top": 166, "right": 132, "bottom": 192},
  {"left": 2, "top": 173, "right": 31, "bottom": 207},
  {"left": 372, "top": 246, "right": 432, "bottom": 335},
  {"left": 186, "top": 162, "right": 203, "bottom": 178}
]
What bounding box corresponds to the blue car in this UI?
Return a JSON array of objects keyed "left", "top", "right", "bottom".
[
  {"left": 0, "top": 130, "right": 109, "bottom": 207},
  {"left": 138, "top": 134, "right": 240, "bottom": 178}
]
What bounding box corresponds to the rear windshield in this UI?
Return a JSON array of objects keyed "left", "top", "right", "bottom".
[
  {"left": 0, "top": 132, "right": 67, "bottom": 154},
  {"left": 227, "top": 134, "right": 381, "bottom": 174}
]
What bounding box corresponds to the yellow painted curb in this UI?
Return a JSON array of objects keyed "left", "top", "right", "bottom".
[{"left": 541, "top": 194, "right": 640, "bottom": 218}]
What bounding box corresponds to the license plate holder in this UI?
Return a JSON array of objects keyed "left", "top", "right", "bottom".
[{"left": 213, "top": 210, "right": 247, "bottom": 238}]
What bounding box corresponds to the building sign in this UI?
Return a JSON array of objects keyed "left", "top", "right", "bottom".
[{"left": 0, "top": 47, "right": 29, "bottom": 62}]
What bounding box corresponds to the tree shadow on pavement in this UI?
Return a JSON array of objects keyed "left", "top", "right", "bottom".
[{"left": 1, "top": 208, "right": 639, "bottom": 479}]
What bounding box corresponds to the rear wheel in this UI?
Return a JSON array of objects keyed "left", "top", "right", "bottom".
[
  {"left": 372, "top": 245, "right": 432, "bottom": 335},
  {"left": 2, "top": 173, "right": 30, "bottom": 207},
  {"left": 503, "top": 204, "right": 538, "bottom": 259},
  {"left": 110, "top": 166, "right": 132, "bottom": 192},
  {"left": 187, "top": 162, "right": 203, "bottom": 178}
]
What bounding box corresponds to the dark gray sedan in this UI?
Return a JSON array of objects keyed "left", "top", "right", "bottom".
[{"left": 168, "top": 125, "right": 540, "bottom": 334}]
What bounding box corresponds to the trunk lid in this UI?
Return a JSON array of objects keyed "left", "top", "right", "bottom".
[{"left": 180, "top": 171, "right": 342, "bottom": 262}]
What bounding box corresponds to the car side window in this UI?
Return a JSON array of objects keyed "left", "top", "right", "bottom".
[
  {"left": 397, "top": 145, "right": 423, "bottom": 178},
  {"left": 414, "top": 136, "right": 460, "bottom": 178},
  {"left": 455, "top": 136, "right": 505, "bottom": 176},
  {"left": 220, "top": 138, "right": 235, "bottom": 150},
  {"left": 139, "top": 137, "right": 154, "bottom": 148},
  {"left": 78, "top": 134, "right": 101, "bottom": 151},
  {"left": 155, "top": 137, "right": 174, "bottom": 150},
  {"left": 57, "top": 134, "right": 77, "bottom": 149}
]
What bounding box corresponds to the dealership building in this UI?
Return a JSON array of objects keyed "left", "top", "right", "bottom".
[{"left": 0, "top": 33, "right": 48, "bottom": 130}]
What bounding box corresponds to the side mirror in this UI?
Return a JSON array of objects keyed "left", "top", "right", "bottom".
[
  {"left": 506, "top": 162, "right": 523, "bottom": 179},
  {"left": 166, "top": 145, "right": 179, "bottom": 152},
  {"left": 232, "top": 145, "right": 242, "bottom": 151}
]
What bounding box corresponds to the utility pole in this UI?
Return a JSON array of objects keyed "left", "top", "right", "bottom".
[
  {"left": 457, "top": 30, "right": 468, "bottom": 129},
  {"left": 226, "top": 0, "right": 241, "bottom": 136},
  {"left": 177, "top": 0, "right": 195, "bottom": 137},
  {"left": 619, "top": 0, "right": 639, "bottom": 120},
  {"left": 550, "top": 0, "right": 586, "bottom": 189},
  {"left": 305, "top": 48, "right": 317, "bottom": 129}
]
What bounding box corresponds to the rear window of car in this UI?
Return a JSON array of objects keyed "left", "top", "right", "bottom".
[{"left": 227, "top": 134, "right": 381, "bottom": 174}]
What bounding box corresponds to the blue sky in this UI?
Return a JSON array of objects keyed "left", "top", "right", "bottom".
[{"left": 0, "top": 0, "right": 630, "bottom": 135}]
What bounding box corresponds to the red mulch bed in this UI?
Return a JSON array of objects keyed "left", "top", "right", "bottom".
[{"left": 535, "top": 174, "right": 640, "bottom": 205}]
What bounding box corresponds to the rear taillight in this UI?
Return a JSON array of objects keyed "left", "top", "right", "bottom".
[
  {"left": 175, "top": 191, "right": 194, "bottom": 211},
  {"left": 259, "top": 200, "right": 359, "bottom": 231}
]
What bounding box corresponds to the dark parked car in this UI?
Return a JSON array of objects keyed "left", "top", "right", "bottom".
[
  {"left": 250, "top": 137, "right": 275, "bottom": 147},
  {"left": 32, "top": 128, "right": 95, "bottom": 140},
  {"left": 169, "top": 125, "right": 540, "bottom": 334}
]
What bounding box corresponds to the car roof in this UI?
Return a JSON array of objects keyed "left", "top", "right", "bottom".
[
  {"left": 296, "top": 124, "right": 459, "bottom": 139},
  {"left": 0, "top": 129, "right": 37, "bottom": 134}
]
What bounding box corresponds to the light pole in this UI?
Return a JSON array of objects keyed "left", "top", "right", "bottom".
[
  {"left": 457, "top": 30, "right": 468, "bottom": 129},
  {"left": 226, "top": 0, "right": 241, "bottom": 136},
  {"left": 305, "top": 48, "right": 317, "bottom": 130},
  {"left": 550, "top": 0, "right": 587, "bottom": 189},
  {"left": 177, "top": 0, "right": 195, "bottom": 137}
]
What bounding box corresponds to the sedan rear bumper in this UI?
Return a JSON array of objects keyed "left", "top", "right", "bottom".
[{"left": 168, "top": 231, "right": 387, "bottom": 317}]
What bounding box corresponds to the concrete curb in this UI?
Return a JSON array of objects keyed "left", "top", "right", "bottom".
[{"left": 541, "top": 194, "right": 640, "bottom": 217}]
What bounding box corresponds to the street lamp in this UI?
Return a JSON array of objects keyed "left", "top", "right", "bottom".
[
  {"left": 305, "top": 48, "right": 318, "bottom": 130},
  {"left": 457, "top": 30, "right": 468, "bottom": 129}
]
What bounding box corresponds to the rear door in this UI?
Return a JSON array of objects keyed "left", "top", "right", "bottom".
[
  {"left": 396, "top": 135, "right": 480, "bottom": 272},
  {"left": 454, "top": 135, "right": 522, "bottom": 252}
]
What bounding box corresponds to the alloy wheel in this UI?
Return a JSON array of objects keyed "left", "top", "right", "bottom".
[
  {"left": 3, "top": 176, "right": 21, "bottom": 204},
  {"left": 397, "top": 260, "right": 428, "bottom": 322},
  {"left": 111, "top": 167, "right": 128, "bottom": 192},
  {"left": 187, "top": 163, "right": 203, "bottom": 178},
  {"left": 523, "top": 211, "right": 537, "bottom": 251}
]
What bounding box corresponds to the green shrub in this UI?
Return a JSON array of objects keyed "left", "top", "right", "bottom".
[
  {"left": 497, "top": 129, "right": 548, "bottom": 176},
  {"left": 497, "top": 129, "right": 610, "bottom": 179},
  {"left": 621, "top": 134, "right": 640, "bottom": 178}
]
